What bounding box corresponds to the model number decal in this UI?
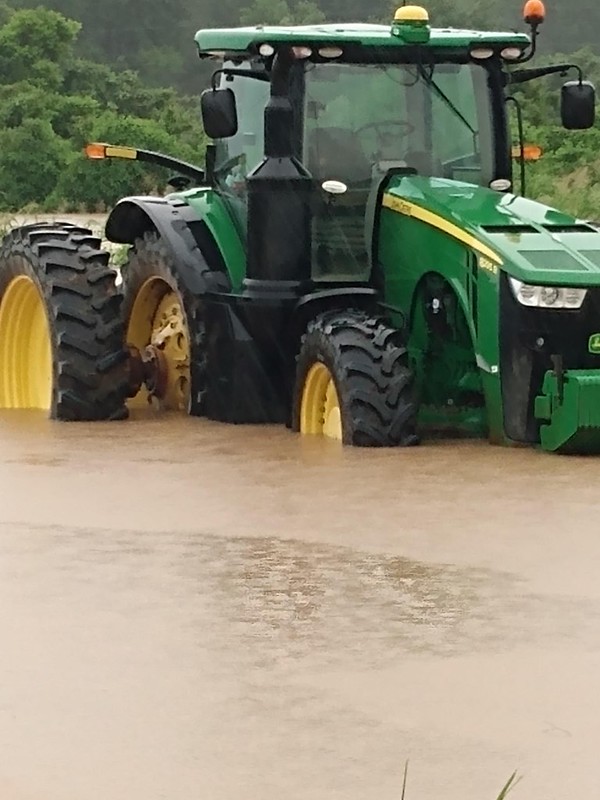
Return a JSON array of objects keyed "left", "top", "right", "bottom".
[
  {"left": 388, "top": 197, "right": 413, "bottom": 215},
  {"left": 479, "top": 256, "right": 498, "bottom": 275}
]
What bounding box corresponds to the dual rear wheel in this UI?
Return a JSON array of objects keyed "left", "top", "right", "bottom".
[
  {"left": 0, "top": 225, "right": 417, "bottom": 446},
  {"left": 0, "top": 223, "right": 128, "bottom": 420}
]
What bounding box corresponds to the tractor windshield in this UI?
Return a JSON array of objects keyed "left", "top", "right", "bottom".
[
  {"left": 304, "top": 60, "right": 494, "bottom": 188},
  {"left": 304, "top": 60, "right": 495, "bottom": 279}
]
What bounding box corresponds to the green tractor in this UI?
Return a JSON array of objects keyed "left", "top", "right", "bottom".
[{"left": 1, "top": 1, "right": 600, "bottom": 452}]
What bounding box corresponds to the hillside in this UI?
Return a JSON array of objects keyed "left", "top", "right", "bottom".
[{"left": 0, "top": 0, "right": 597, "bottom": 215}]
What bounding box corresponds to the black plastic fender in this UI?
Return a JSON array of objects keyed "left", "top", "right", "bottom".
[
  {"left": 291, "top": 287, "right": 380, "bottom": 340},
  {"left": 106, "top": 195, "right": 230, "bottom": 295}
]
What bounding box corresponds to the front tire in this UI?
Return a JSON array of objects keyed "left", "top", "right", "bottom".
[
  {"left": 293, "top": 310, "right": 418, "bottom": 446},
  {"left": 0, "top": 223, "right": 128, "bottom": 420}
]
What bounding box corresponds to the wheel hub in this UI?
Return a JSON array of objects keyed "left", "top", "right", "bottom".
[{"left": 125, "top": 288, "right": 191, "bottom": 411}]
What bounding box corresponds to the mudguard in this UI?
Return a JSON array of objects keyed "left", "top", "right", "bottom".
[
  {"left": 291, "top": 287, "right": 381, "bottom": 338},
  {"left": 105, "top": 195, "right": 230, "bottom": 295}
]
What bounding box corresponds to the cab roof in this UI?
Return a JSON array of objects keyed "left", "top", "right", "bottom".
[{"left": 195, "top": 22, "right": 530, "bottom": 56}]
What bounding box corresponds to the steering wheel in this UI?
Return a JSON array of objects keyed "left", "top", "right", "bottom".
[{"left": 355, "top": 120, "right": 415, "bottom": 159}]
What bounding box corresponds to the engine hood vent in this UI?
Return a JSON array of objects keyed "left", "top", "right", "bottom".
[
  {"left": 482, "top": 224, "right": 537, "bottom": 234},
  {"left": 542, "top": 224, "right": 598, "bottom": 233},
  {"left": 482, "top": 223, "right": 598, "bottom": 235}
]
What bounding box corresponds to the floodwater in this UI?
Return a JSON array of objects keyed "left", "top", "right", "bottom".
[{"left": 1, "top": 411, "right": 600, "bottom": 800}]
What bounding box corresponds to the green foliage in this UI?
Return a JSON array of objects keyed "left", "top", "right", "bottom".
[
  {"left": 4, "top": 0, "right": 600, "bottom": 93},
  {"left": 0, "top": 3, "right": 206, "bottom": 211},
  {"left": 0, "top": 7, "right": 79, "bottom": 88},
  {"left": 240, "top": 0, "right": 290, "bottom": 26},
  {"left": 0, "top": 0, "right": 598, "bottom": 217},
  {"left": 240, "top": 0, "right": 325, "bottom": 25},
  {"left": 0, "top": 118, "right": 70, "bottom": 209},
  {"left": 495, "top": 771, "right": 522, "bottom": 800}
]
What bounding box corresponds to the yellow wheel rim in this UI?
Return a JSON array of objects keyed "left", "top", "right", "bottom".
[
  {"left": 300, "top": 362, "right": 343, "bottom": 440},
  {"left": 0, "top": 275, "right": 52, "bottom": 410},
  {"left": 127, "top": 277, "right": 190, "bottom": 411}
]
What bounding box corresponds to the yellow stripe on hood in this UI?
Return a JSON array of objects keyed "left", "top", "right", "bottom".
[{"left": 382, "top": 193, "right": 502, "bottom": 266}]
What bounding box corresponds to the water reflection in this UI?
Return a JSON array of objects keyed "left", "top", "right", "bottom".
[{"left": 4, "top": 519, "right": 599, "bottom": 672}]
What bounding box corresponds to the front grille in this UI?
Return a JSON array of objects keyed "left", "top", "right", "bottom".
[
  {"left": 500, "top": 278, "right": 600, "bottom": 442},
  {"left": 512, "top": 286, "right": 600, "bottom": 368}
]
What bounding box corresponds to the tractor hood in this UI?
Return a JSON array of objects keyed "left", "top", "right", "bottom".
[{"left": 383, "top": 177, "right": 600, "bottom": 287}]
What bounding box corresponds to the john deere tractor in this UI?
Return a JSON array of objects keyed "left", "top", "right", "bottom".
[{"left": 1, "top": 1, "right": 600, "bottom": 452}]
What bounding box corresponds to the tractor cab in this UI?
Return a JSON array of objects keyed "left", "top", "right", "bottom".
[
  {"left": 200, "top": 10, "right": 509, "bottom": 283},
  {"left": 300, "top": 57, "right": 495, "bottom": 280}
]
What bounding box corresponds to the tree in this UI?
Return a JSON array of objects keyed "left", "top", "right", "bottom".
[
  {"left": 0, "top": 119, "right": 71, "bottom": 209},
  {"left": 0, "top": 7, "right": 79, "bottom": 88},
  {"left": 0, "top": 4, "right": 206, "bottom": 210}
]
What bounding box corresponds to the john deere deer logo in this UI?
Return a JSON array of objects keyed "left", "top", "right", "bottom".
[{"left": 589, "top": 334, "right": 600, "bottom": 354}]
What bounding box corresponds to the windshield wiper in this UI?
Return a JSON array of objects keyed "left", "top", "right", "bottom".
[{"left": 417, "top": 64, "right": 478, "bottom": 142}]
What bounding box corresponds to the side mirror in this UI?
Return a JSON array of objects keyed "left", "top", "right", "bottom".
[
  {"left": 200, "top": 88, "right": 238, "bottom": 139},
  {"left": 561, "top": 80, "right": 596, "bottom": 130}
]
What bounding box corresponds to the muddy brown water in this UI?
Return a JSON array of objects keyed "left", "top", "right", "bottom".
[{"left": 2, "top": 409, "right": 600, "bottom": 800}]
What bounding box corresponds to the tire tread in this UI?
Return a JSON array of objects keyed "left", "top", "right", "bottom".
[
  {"left": 293, "top": 309, "right": 419, "bottom": 447},
  {"left": 0, "top": 223, "right": 128, "bottom": 420}
]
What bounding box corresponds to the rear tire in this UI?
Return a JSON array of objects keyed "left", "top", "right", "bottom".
[
  {"left": 293, "top": 310, "right": 419, "bottom": 446},
  {"left": 0, "top": 223, "right": 128, "bottom": 420}
]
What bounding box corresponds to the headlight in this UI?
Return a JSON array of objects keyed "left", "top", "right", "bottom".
[{"left": 509, "top": 277, "right": 587, "bottom": 309}]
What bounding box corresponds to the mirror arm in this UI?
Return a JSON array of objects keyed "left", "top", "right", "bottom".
[
  {"left": 210, "top": 67, "right": 270, "bottom": 90},
  {"left": 509, "top": 63, "right": 583, "bottom": 85}
]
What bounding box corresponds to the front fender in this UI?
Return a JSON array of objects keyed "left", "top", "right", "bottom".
[
  {"left": 106, "top": 195, "right": 230, "bottom": 295},
  {"left": 291, "top": 287, "right": 381, "bottom": 340}
]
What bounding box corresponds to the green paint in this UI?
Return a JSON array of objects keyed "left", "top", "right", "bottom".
[
  {"left": 379, "top": 175, "right": 600, "bottom": 448},
  {"left": 195, "top": 24, "right": 529, "bottom": 54},
  {"left": 535, "top": 370, "right": 600, "bottom": 453},
  {"left": 408, "top": 275, "right": 486, "bottom": 437},
  {"left": 384, "top": 178, "right": 600, "bottom": 287},
  {"left": 379, "top": 177, "right": 507, "bottom": 440},
  {"left": 182, "top": 188, "right": 246, "bottom": 290},
  {"left": 391, "top": 19, "right": 431, "bottom": 45}
]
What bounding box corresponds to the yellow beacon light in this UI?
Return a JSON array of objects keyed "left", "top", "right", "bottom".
[
  {"left": 392, "top": 5, "right": 431, "bottom": 43},
  {"left": 394, "top": 5, "right": 429, "bottom": 22}
]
